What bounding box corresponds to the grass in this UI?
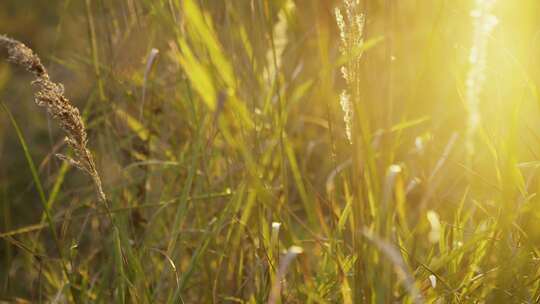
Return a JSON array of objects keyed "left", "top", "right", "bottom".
[{"left": 2, "top": 0, "right": 540, "bottom": 303}]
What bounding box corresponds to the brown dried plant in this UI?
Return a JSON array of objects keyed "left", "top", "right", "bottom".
[{"left": 0, "top": 34, "right": 106, "bottom": 203}]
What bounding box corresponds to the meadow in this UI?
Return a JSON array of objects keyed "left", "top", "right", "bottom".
[{"left": 1, "top": 0, "right": 540, "bottom": 303}]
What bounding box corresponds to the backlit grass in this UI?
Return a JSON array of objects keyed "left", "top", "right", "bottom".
[{"left": 2, "top": 0, "right": 540, "bottom": 303}]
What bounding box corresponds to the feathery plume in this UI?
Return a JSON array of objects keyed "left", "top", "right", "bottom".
[
  {"left": 0, "top": 35, "right": 106, "bottom": 203},
  {"left": 339, "top": 91, "right": 353, "bottom": 142},
  {"left": 465, "top": 0, "right": 498, "bottom": 157},
  {"left": 335, "top": 0, "right": 365, "bottom": 144}
]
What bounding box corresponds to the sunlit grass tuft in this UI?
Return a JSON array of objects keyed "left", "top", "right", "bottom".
[{"left": 1, "top": 0, "right": 540, "bottom": 303}]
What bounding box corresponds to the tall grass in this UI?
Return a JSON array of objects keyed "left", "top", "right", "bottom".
[{"left": 1, "top": 0, "right": 540, "bottom": 303}]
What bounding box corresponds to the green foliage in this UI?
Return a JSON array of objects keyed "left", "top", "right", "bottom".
[{"left": 2, "top": 0, "right": 540, "bottom": 303}]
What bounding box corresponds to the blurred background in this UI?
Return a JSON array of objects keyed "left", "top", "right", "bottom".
[{"left": 2, "top": 0, "right": 540, "bottom": 302}]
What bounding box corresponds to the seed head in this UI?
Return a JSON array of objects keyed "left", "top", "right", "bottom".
[{"left": 0, "top": 34, "right": 106, "bottom": 203}]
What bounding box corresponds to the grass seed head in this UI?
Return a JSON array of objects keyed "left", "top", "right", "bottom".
[{"left": 0, "top": 34, "right": 106, "bottom": 203}]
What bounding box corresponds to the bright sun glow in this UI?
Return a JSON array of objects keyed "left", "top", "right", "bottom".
[{"left": 2, "top": 0, "right": 540, "bottom": 302}]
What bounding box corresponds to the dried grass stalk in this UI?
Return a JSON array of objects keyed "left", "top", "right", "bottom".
[
  {"left": 0, "top": 34, "right": 106, "bottom": 203},
  {"left": 335, "top": 0, "right": 365, "bottom": 144}
]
